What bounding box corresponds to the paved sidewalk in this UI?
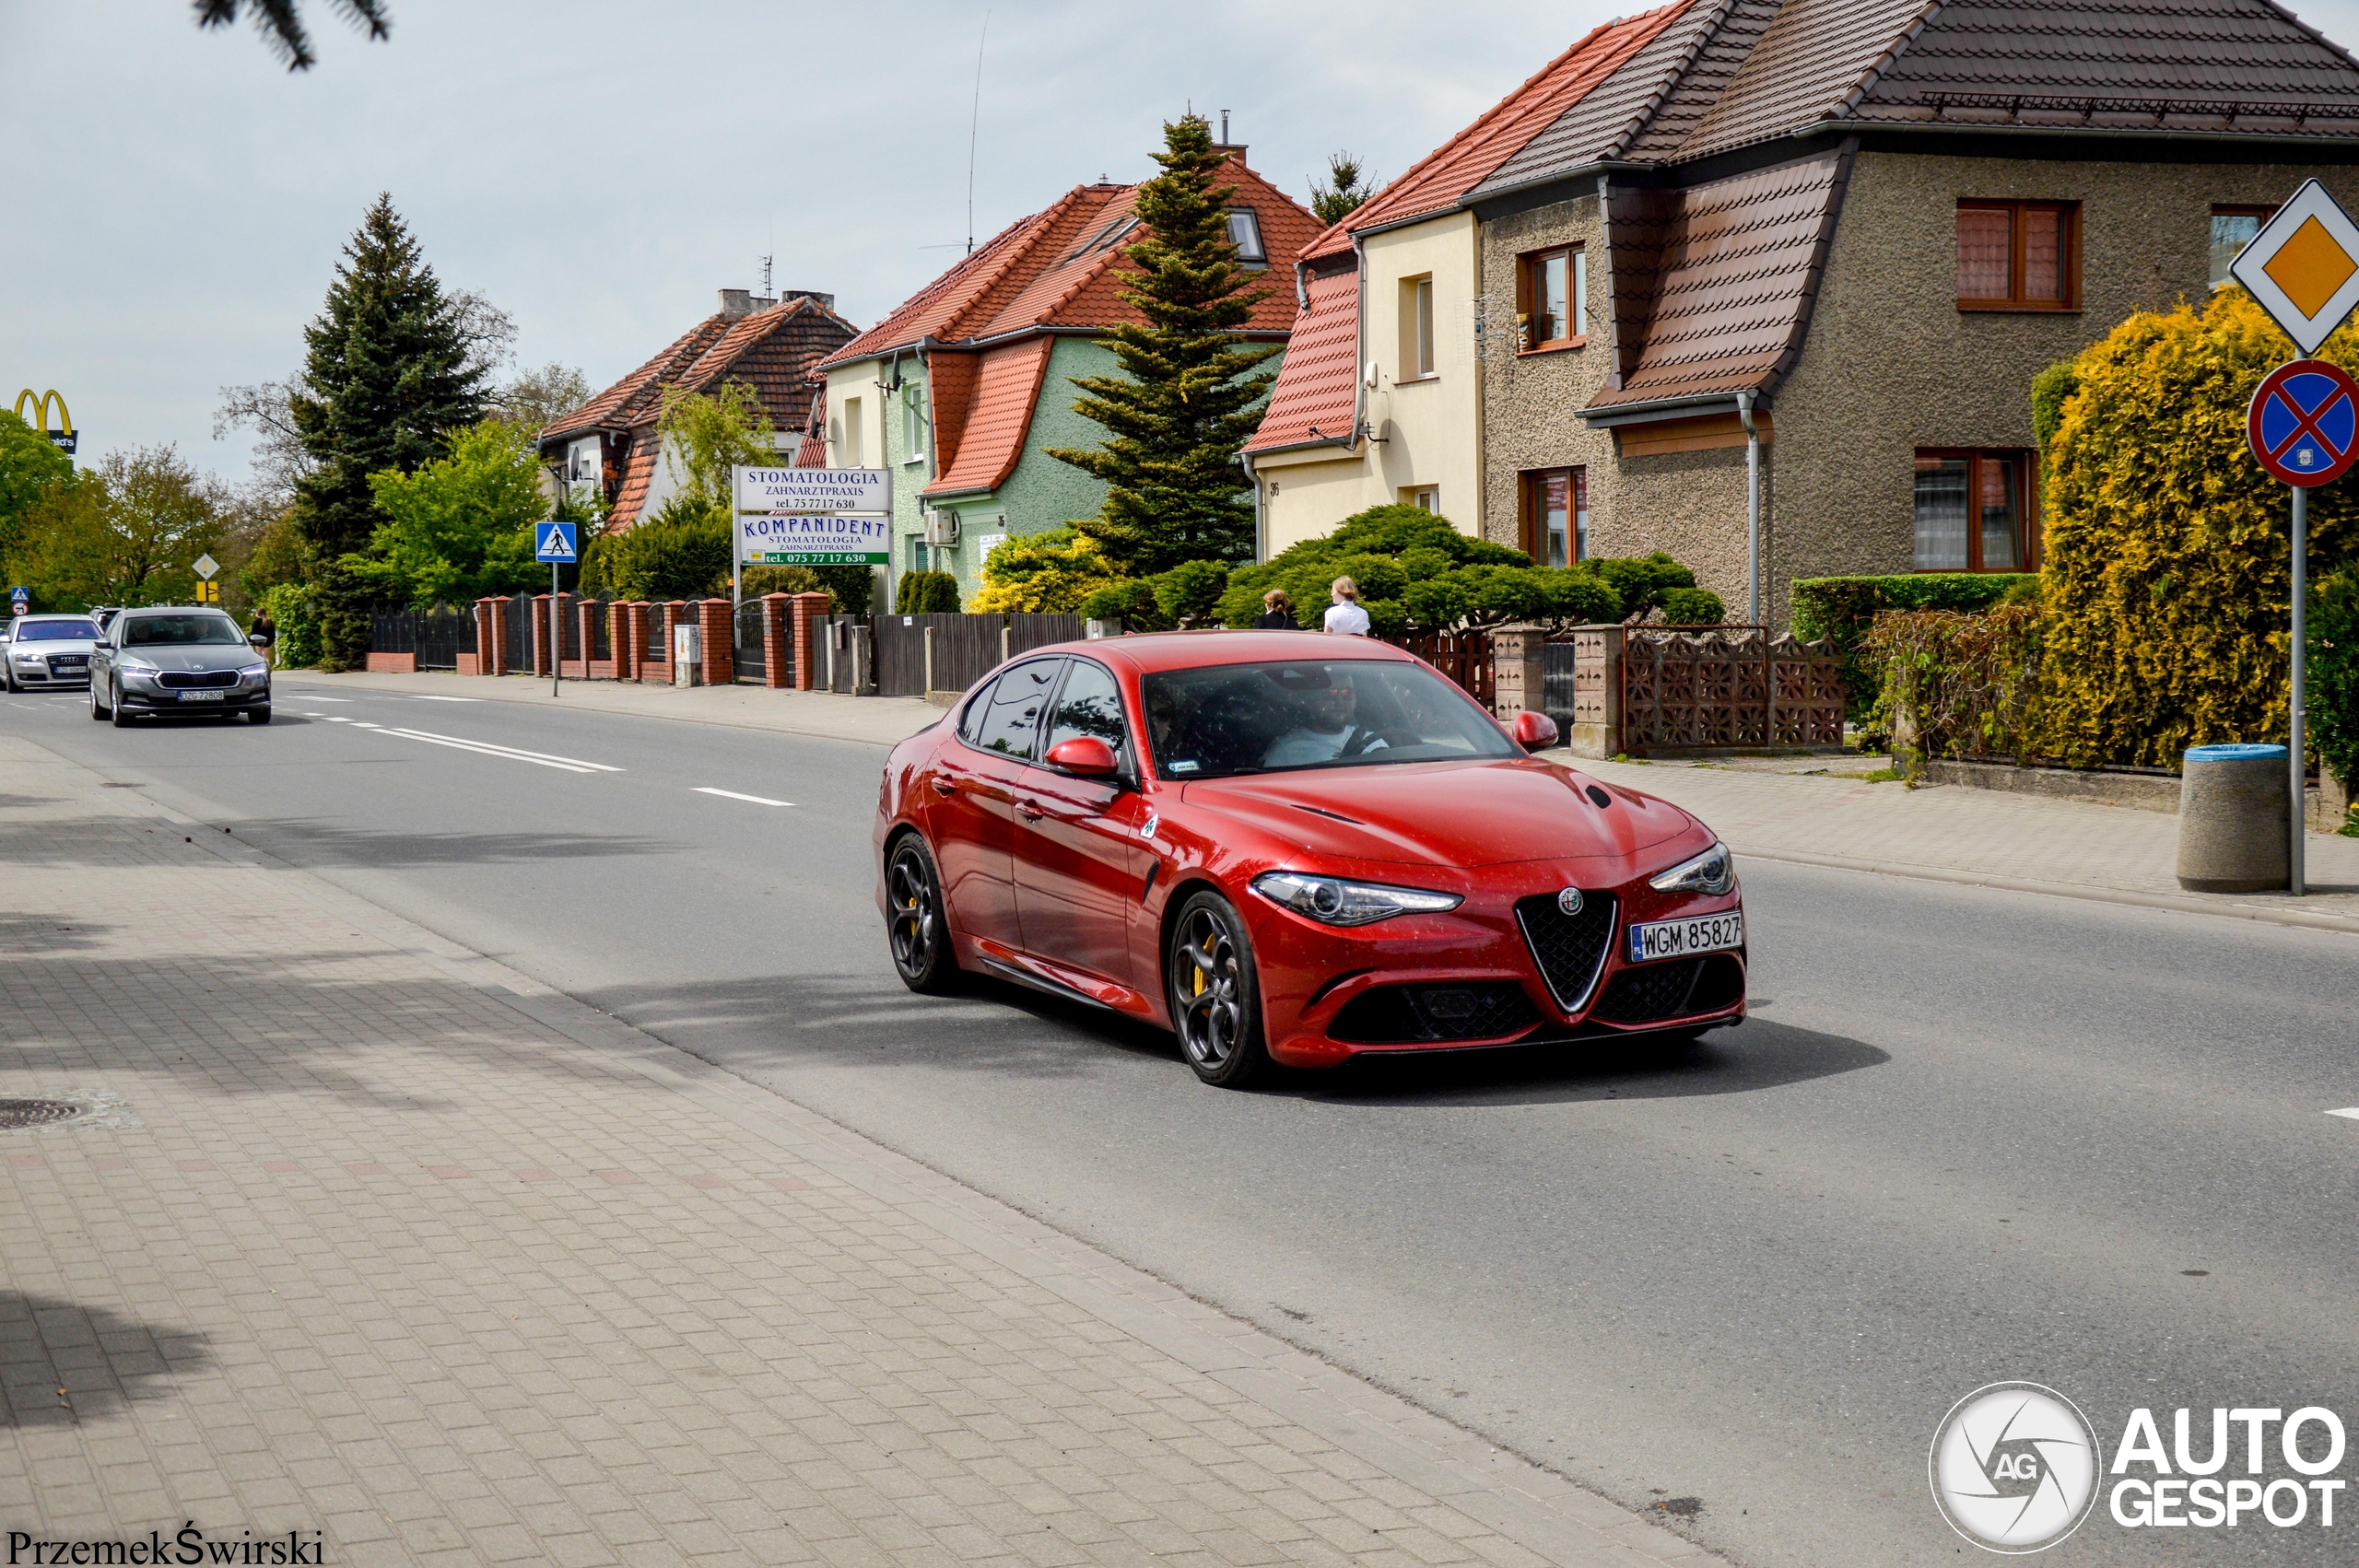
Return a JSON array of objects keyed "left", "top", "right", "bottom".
[
  {"left": 0, "top": 733, "right": 1711, "bottom": 1568},
  {"left": 278, "top": 670, "right": 943, "bottom": 748}
]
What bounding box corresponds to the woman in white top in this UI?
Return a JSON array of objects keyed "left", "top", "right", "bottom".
[{"left": 1322, "top": 576, "right": 1372, "bottom": 636}]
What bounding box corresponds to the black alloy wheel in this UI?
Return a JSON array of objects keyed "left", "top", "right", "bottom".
[
  {"left": 1167, "top": 890, "right": 1270, "bottom": 1088},
  {"left": 109, "top": 681, "right": 134, "bottom": 727},
  {"left": 886, "top": 835, "right": 959, "bottom": 994}
]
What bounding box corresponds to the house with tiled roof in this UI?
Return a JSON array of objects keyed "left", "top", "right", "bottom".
[
  {"left": 538, "top": 287, "right": 857, "bottom": 532},
  {"left": 815, "top": 145, "right": 1319, "bottom": 600},
  {"left": 1252, "top": 0, "right": 2359, "bottom": 627},
  {"left": 1245, "top": 5, "right": 1696, "bottom": 556}
]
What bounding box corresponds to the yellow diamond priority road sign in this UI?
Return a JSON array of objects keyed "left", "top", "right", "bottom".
[{"left": 2230, "top": 179, "right": 2359, "bottom": 355}]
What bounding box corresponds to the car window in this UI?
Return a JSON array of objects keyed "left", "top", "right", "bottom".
[
  {"left": 1142, "top": 659, "right": 1520, "bottom": 780},
  {"left": 123, "top": 614, "right": 245, "bottom": 647},
  {"left": 956, "top": 675, "right": 1000, "bottom": 747},
  {"left": 1045, "top": 660, "right": 1133, "bottom": 772},
  {"left": 969, "top": 659, "right": 1062, "bottom": 762},
  {"left": 16, "top": 619, "right": 100, "bottom": 641}
]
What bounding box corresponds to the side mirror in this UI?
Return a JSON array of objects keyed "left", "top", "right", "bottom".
[
  {"left": 1045, "top": 735, "right": 1121, "bottom": 778},
  {"left": 1512, "top": 710, "right": 1559, "bottom": 753},
  {"left": 249, "top": 634, "right": 268, "bottom": 649}
]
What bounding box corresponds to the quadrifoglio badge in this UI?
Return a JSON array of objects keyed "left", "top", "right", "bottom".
[{"left": 1933, "top": 1385, "right": 2352, "bottom": 1551}]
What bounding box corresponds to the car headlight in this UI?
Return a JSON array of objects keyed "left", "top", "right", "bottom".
[
  {"left": 1250, "top": 871, "right": 1462, "bottom": 926},
  {"left": 1649, "top": 840, "right": 1735, "bottom": 896},
  {"left": 239, "top": 663, "right": 269, "bottom": 680},
  {"left": 118, "top": 659, "right": 160, "bottom": 676}
]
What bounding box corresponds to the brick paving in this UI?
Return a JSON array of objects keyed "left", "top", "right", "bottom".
[{"left": 0, "top": 735, "right": 1708, "bottom": 1568}]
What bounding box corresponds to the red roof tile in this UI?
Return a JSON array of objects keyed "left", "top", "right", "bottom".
[
  {"left": 1302, "top": 2, "right": 1701, "bottom": 262},
  {"left": 923, "top": 338, "right": 1055, "bottom": 498},
  {"left": 543, "top": 298, "right": 855, "bottom": 449},
  {"left": 606, "top": 439, "right": 659, "bottom": 531},
  {"left": 1244, "top": 268, "right": 1361, "bottom": 455}
]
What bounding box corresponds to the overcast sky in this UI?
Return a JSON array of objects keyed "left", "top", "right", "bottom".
[{"left": 11, "top": 0, "right": 2359, "bottom": 488}]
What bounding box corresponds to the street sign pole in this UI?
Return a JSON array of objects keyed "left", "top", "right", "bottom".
[
  {"left": 552, "top": 561, "right": 561, "bottom": 697},
  {"left": 2292, "top": 484, "right": 2307, "bottom": 896},
  {"left": 534, "top": 517, "right": 579, "bottom": 698}
]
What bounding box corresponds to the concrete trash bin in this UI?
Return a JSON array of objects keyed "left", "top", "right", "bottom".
[{"left": 2176, "top": 743, "right": 2289, "bottom": 893}]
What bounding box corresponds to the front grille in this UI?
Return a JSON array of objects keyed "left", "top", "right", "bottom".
[
  {"left": 1516, "top": 892, "right": 1618, "bottom": 1013},
  {"left": 1594, "top": 953, "right": 1745, "bottom": 1025},
  {"left": 1330, "top": 983, "right": 1539, "bottom": 1044},
  {"left": 50, "top": 655, "right": 88, "bottom": 667},
  {"left": 158, "top": 670, "right": 238, "bottom": 689}
]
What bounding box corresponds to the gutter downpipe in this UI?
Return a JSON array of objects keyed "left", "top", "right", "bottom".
[{"left": 1736, "top": 390, "right": 1761, "bottom": 626}]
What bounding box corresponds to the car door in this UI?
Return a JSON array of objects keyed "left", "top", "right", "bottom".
[
  {"left": 928, "top": 660, "right": 1063, "bottom": 945},
  {"left": 1011, "top": 658, "right": 1150, "bottom": 990}
]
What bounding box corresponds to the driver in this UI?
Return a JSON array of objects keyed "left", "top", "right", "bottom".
[{"left": 1262, "top": 679, "right": 1388, "bottom": 767}]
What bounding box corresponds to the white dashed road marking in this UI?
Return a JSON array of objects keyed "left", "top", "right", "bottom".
[
  {"left": 381, "top": 728, "right": 622, "bottom": 774},
  {"left": 405, "top": 695, "right": 481, "bottom": 702},
  {"left": 2328, "top": 1108, "right": 2359, "bottom": 1121},
  {"left": 694, "top": 788, "right": 794, "bottom": 807}
]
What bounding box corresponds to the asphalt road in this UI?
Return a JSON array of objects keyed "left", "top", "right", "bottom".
[{"left": 13, "top": 679, "right": 2359, "bottom": 1567}]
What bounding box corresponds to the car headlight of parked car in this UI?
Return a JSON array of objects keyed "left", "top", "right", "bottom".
[
  {"left": 1250, "top": 871, "right": 1463, "bottom": 927},
  {"left": 1648, "top": 840, "right": 1736, "bottom": 896}
]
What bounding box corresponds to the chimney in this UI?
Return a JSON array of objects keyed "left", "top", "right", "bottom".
[
  {"left": 1215, "top": 110, "right": 1247, "bottom": 167},
  {"left": 719, "top": 287, "right": 754, "bottom": 318},
  {"left": 779, "top": 290, "right": 837, "bottom": 312}
]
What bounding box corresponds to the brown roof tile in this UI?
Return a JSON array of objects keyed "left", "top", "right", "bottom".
[
  {"left": 923, "top": 339, "right": 1055, "bottom": 498},
  {"left": 1305, "top": 3, "right": 1701, "bottom": 261},
  {"left": 541, "top": 318, "right": 730, "bottom": 443},
  {"left": 1584, "top": 149, "right": 1852, "bottom": 411},
  {"left": 1244, "top": 268, "right": 1361, "bottom": 455},
  {"left": 1478, "top": 0, "right": 1733, "bottom": 195},
  {"left": 606, "top": 438, "right": 659, "bottom": 530},
  {"left": 1672, "top": 0, "right": 1937, "bottom": 160}
]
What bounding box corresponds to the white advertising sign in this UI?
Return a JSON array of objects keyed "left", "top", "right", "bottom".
[
  {"left": 733, "top": 465, "right": 891, "bottom": 515},
  {"left": 737, "top": 512, "right": 891, "bottom": 566}
]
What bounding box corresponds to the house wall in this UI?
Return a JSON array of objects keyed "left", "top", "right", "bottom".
[
  {"left": 1482, "top": 151, "right": 2359, "bottom": 630},
  {"left": 921, "top": 336, "right": 1121, "bottom": 599},
  {"left": 1253, "top": 447, "right": 1372, "bottom": 556}
]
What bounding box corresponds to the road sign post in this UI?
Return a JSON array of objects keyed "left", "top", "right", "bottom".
[
  {"left": 2228, "top": 181, "right": 2359, "bottom": 896},
  {"left": 536, "top": 521, "right": 579, "bottom": 697}
]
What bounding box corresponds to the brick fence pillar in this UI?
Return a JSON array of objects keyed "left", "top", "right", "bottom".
[
  {"left": 471, "top": 599, "right": 494, "bottom": 675},
  {"left": 530, "top": 594, "right": 552, "bottom": 677},
  {"left": 696, "top": 598, "right": 733, "bottom": 686},
  {"left": 484, "top": 597, "right": 509, "bottom": 675},
  {"left": 611, "top": 601, "right": 636, "bottom": 683},
  {"left": 789, "top": 591, "right": 831, "bottom": 692},
  {"left": 760, "top": 593, "right": 792, "bottom": 689}
]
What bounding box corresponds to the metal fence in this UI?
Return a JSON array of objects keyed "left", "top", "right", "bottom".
[
  {"left": 505, "top": 593, "right": 534, "bottom": 671},
  {"left": 734, "top": 599, "right": 767, "bottom": 684},
  {"left": 368, "top": 605, "right": 479, "bottom": 669},
  {"left": 1389, "top": 630, "right": 1494, "bottom": 711},
  {"left": 586, "top": 596, "right": 611, "bottom": 668}
]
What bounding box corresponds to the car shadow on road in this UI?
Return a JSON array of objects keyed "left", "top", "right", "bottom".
[
  {"left": 0, "top": 1292, "right": 211, "bottom": 1428},
  {"left": 1284, "top": 1018, "right": 1889, "bottom": 1106},
  {"left": 207, "top": 818, "right": 680, "bottom": 868}
]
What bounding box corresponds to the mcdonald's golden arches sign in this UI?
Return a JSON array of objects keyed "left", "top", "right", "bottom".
[{"left": 14, "top": 390, "right": 75, "bottom": 456}]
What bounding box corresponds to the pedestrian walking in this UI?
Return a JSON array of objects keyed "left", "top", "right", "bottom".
[
  {"left": 248, "top": 608, "right": 278, "bottom": 668},
  {"left": 1322, "top": 577, "right": 1371, "bottom": 636},
  {"left": 1254, "top": 590, "right": 1296, "bottom": 630}
]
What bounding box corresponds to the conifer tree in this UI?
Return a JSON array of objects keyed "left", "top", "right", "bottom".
[
  {"left": 289, "top": 194, "right": 487, "bottom": 666},
  {"left": 1050, "top": 114, "right": 1279, "bottom": 574}
]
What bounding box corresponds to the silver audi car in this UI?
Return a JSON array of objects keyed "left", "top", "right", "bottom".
[
  {"left": 5, "top": 614, "right": 100, "bottom": 692},
  {"left": 88, "top": 607, "right": 273, "bottom": 725}
]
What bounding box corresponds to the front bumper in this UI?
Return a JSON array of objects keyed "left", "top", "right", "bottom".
[
  {"left": 12, "top": 661, "right": 92, "bottom": 686},
  {"left": 117, "top": 676, "right": 270, "bottom": 709},
  {"left": 1247, "top": 864, "right": 1745, "bottom": 1069}
]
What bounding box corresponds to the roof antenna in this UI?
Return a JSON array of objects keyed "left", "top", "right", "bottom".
[
  {"left": 966, "top": 11, "right": 990, "bottom": 255},
  {"left": 758, "top": 252, "right": 772, "bottom": 299}
]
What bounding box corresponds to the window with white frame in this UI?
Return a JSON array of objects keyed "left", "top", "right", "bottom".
[
  {"left": 901, "top": 381, "right": 926, "bottom": 465},
  {"left": 1226, "top": 209, "right": 1266, "bottom": 267},
  {"left": 841, "top": 397, "right": 863, "bottom": 466}
]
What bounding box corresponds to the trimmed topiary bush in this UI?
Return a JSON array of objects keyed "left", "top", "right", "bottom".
[
  {"left": 1660, "top": 587, "right": 1725, "bottom": 626},
  {"left": 894, "top": 570, "right": 962, "bottom": 614}
]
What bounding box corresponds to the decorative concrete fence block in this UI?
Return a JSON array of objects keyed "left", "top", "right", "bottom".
[
  {"left": 1491, "top": 630, "right": 1544, "bottom": 720},
  {"left": 2176, "top": 743, "right": 2289, "bottom": 893}
]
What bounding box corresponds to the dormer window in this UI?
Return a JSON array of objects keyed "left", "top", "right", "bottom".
[{"left": 1226, "top": 209, "right": 1267, "bottom": 267}]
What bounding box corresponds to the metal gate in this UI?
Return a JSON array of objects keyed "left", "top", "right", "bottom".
[{"left": 734, "top": 599, "right": 766, "bottom": 684}]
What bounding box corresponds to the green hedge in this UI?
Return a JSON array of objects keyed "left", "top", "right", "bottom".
[
  {"left": 1791, "top": 574, "right": 2025, "bottom": 717},
  {"left": 895, "top": 570, "right": 961, "bottom": 614}
]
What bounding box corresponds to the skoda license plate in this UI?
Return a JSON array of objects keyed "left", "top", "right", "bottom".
[
  {"left": 175, "top": 690, "right": 225, "bottom": 702},
  {"left": 1627, "top": 911, "right": 1743, "bottom": 964}
]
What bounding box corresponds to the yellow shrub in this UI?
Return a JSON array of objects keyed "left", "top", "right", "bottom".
[{"left": 2038, "top": 290, "right": 2359, "bottom": 766}]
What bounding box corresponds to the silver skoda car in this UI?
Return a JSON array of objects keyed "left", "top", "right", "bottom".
[
  {"left": 5, "top": 614, "right": 100, "bottom": 691},
  {"left": 88, "top": 608, "right": 273, "bottom": 725}
]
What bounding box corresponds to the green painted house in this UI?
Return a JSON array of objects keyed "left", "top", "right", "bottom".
[{"left": 815, "top": 146, "right": 1318, "bottom": 602}]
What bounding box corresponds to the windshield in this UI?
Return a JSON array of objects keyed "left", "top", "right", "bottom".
[
  {"left": 15, "top": 619, "right": 100, "bottom": 641},
  {"left": 1142, "top": 659, "right": 1519, "bottom": 780},
  {"left": 122, "top": 614, "right": 246, "bottom": 648}
]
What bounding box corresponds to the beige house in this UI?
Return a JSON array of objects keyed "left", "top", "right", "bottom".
[{"left": 1252, "top": 0, "right": 2359, "bottom": 628}]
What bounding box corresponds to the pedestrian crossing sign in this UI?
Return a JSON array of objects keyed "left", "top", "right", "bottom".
[{"left": 535, "top": 522, "right": 578, "bottom": 563}]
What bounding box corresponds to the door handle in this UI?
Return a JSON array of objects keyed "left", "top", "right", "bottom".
[
  {"left": 1016, "top": 802, "right": 1044, "bottom": 821},
  {"left": 931, "top": 778, "right": 956, "bottom": 797}
]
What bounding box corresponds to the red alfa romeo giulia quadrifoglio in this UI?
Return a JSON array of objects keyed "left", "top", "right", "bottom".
[{"left": 874, "top": 631, "right": 1745, "bottom": 1087}]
